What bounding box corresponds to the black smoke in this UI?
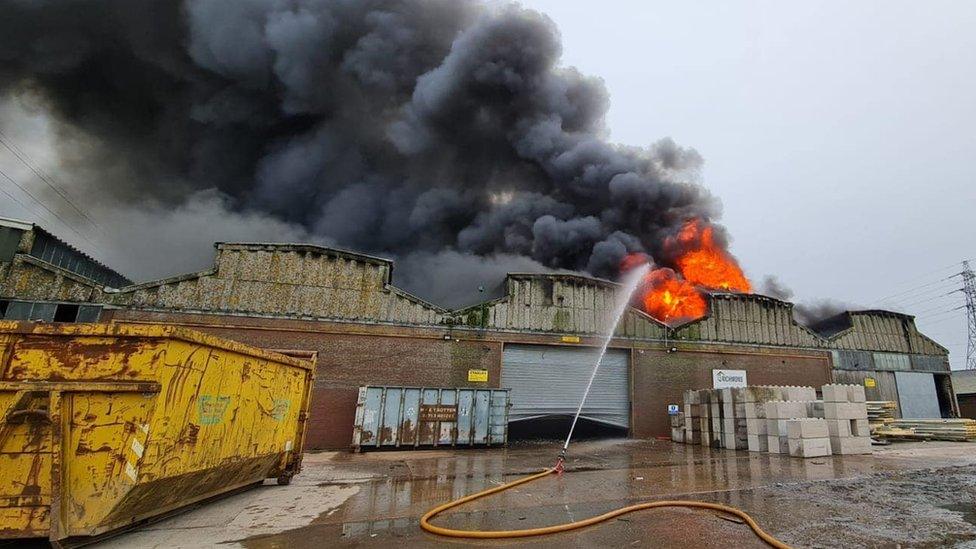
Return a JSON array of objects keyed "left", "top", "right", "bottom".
[{"left": 0, "top": 0, "right": 723, "bottom": 302}]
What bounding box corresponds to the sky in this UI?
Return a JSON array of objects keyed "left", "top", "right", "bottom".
[{"left": 1, "top": 1, "right": 974, "bottom": 368}]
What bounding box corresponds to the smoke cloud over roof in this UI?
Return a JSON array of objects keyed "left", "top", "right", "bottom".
[{"left": 0, "top": 0, "right": 725, "bottom": 303}]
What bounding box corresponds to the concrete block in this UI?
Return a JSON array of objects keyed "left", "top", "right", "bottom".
[
  {"left": 766, "top": 418, "right": 789, "bottom": 437},
  {"left": 723, "top": 432, "right": 747, "bottom": 450},
  {"left": 721, "top": 388, "right": 733, "bottom": 404},
  {"left": 824, "top": 402, "right": 868, "bottom": 420},
  {"left": 785, "top": 386, "right": 816, "bottom": 401},
  {"left": 768, "top": 401, "right": 808, "bottom": 420},
  {"left": 821, "top": 384, "right": 850, "bottom": 403},
  {"left": 700, "top": 430, "right": 712, "bottom": 446},
  {"left": 787, "top": 419, "right": 829, "bottom": 439},
  {"left": 671, "top": 428, "right": 685, "bottom": 443},
  {"left": 746, "top": 418, "right": 768, "bottom": 435},
  {"left": 684, "top": 404, "right": 703, "bottom": 417},
  {"left": 686, "top": 430, "right": 702, "bottom": 444},
  {"left": 686, "top": 390, "right": 701, "bottom": 405},
  {"left": 851, "top": 419, "right": 870, "bottom": 437},
  {"left": 826, "top": 419, "right": 851, "bottom": 438},
  {"left": 788, "top": 437, "right": 832, "bottom": 458},
  {"left": 830, "top": 436, "right": 872, "bottom": 455},
  {"left": 766, "top": 435, "right": 788, "bottom": 454},
  {"left": 805, "top": 401, "right": 825, "bottom": 418},
  {"left": 744, "top": 401, "right": 768, "bottom": 419},
  {"left": 846, "top": 385, "right": 866, "bottom": 403},
  {"left": 747, "top": 434, "right": 769, "bottom": 452}
]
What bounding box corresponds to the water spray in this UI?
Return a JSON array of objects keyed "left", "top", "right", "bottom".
[{"left": 555, "top": 262, "right": 650, "bottom": 469}]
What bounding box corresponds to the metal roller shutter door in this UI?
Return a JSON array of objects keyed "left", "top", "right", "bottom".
[{"left": 501, "top": 344, "right": 630, "bottom": 428}]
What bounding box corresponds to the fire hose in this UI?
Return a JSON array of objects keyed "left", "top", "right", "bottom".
[{"left": 420, "top": 465, "right": 792, "bottom": 547}]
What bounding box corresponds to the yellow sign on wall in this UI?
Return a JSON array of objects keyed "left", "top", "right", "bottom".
[
  {"left": 560, "top": 335, "right": 581, "bottom": 343},
  {"left": 864, "top": 378, "right": 877, "bottom": 388},
  {"left": 468, "top": 369, "right": 489, "bottom": 382}
]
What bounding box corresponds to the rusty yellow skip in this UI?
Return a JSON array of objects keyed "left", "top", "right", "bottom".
[{"left": 0, "top": 321, "right": 315, "bottom": 544}]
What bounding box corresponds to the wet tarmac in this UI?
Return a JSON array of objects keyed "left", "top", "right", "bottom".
[{"left": 96, "top": 438, "right": 976, "bottom": 548}]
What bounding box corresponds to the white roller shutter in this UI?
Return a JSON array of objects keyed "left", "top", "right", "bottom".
[{"left": 501, "top": 344, "right": 630, "bottom": 428}]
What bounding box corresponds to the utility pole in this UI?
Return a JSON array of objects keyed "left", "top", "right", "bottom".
[{"left": 964, "top": 260, "right": 976, "bottom": 370}]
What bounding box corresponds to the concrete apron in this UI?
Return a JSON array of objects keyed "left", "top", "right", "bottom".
[{"left": 100, "top": 439, "right": 976, "bottom": 548}]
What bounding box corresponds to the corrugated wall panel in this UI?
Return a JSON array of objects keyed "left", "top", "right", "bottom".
[{"left": 501, "top": 344, "right": 630, "bottom": 428}]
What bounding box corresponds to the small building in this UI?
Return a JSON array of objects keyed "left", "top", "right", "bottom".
[{"left": 953, "top": 370, "right": 976, "bottom": 419}]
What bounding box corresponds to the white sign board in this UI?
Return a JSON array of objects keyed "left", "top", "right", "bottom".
[
  {"left": 712, "top": 369, "right": 748, "bottom": 389},
  {"left": 667, "top": 404, "right": 680, "bottom": 415}
]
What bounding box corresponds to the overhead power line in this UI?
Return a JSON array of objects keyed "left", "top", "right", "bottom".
[
  {"left": 0, "top": 166, "right": 97, "bottom": 248},
  {"left": 873, "top": 272, "right": 962, "bottom": 305},
  {"left": 0, "top": 129, "right": 104, "bottom": 235}
]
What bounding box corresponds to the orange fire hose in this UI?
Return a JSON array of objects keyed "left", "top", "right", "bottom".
[{"left": 420, "top": 466, "right": 792, "bottom": 548}]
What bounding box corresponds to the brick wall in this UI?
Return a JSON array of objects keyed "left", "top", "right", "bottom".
[{"left": 632, "top": 345, "right": 833, "bottom": 438}]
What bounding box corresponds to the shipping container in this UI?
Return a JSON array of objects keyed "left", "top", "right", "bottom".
[
  {"left": 351, "top": 386, "right": 509, "bottom": 451},
  {"left": 0, "top": 321, "right": 315, "bottom": 544}
]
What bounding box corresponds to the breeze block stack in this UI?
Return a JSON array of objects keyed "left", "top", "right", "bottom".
[
  {"left": 674, "top": 384, "right": 872, "bottom": 458},
  {"left": 822, "top": 384, "right": 872, "bottom": 455}
]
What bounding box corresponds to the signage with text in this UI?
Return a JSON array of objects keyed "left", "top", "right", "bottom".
[{"left": 712, "top": 369, "right": 748, "bottom": 389}]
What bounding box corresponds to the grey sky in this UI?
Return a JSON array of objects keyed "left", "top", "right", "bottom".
[{"left": 1, "top": 1, "right": 973, "bottom": 368}]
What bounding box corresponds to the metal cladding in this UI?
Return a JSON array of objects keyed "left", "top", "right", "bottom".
[
  {"left": 672, "top": 292, "right": 822, "bottom": 348},
  {"left": 104, "top": 243, "right": 444, "bottom": 325},
  {"left": 451, "top": 273, "right": 665, "bottom": 339},
  {"left": 812, "top": 310, "right": 948, "bottom": 355}
]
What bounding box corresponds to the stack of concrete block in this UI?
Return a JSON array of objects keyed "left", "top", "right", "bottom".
[
  {"left": 741, "top": 386, "right": 783, "bottom": 452},
  {"left": 698, "top": 390, "right": 713, "bottom": 447},
  {"left": 786, "top": 418, "right": 833, "bottom": 458},
  {"left": 766, "top": 400, "right": 810, "bottom": 454},
  {"left": 822, "top": 384, "right": 872, "bottom": 455},
  {"left": 682, "top": 390, "right": 702, "bottom": 445},
  {"left": 721, "top": 388, "right": 748, "bottom": 450},
  {"left": 710, "top": 389, "right": 724, "bottom": 448}
]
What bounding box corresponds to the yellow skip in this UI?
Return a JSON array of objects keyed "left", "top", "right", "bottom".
[{"left": 421, "top": 467, "right": 792, "bottom": 548}]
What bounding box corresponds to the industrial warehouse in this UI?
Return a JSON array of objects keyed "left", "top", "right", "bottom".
[{"left": 0, "top": 217, "right": 959, "bottom": 450}]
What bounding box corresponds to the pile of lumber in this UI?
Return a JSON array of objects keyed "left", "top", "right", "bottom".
[
  {"left": 885, "top": 419, "right": 976, "bottom": 442},
  {"left": 867, "top": 401, "right": 897, "bottom": 431}
]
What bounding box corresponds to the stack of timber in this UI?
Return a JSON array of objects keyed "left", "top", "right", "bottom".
[
  {"left": 885, "top": 419, "right": 976, "bottom": 442},
  {"left": 867, "top": 401, "right": 897, "bottom": 431}
]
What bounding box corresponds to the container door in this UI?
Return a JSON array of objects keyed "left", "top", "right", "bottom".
[
  {"left": 438, "top": 390, "right": 456, "bottom": 445},
  {"left": 357, "top": 388, "right": 384, "bottom": 448},
  {"left": 472, "top": 390, "right": 490, "bottom": 444},
  {"left": 489, "top": 390, "right": 509, "bottom": 445},
  {"left": 894, "top": 371, "right": 941, "bottom": 418},
  {"left": 380, "top": 388, "right": 402, "bottom": 446},
  {"left": 401, "top": 389, "right": 421, "bottom": 447},
  {"left": 418, "top": 389, "right": 440, "bottom": 445},
  {"left": 501, "top": 344, "right": 630, "bottom": 429},
  {"left": 456, "top": 390, "right": 474, "bottom": 445}
]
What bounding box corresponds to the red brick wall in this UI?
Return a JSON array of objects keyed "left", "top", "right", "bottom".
[
  {"left": 103, "top": 310, "right": 502, "bottom": 449},
  {"left": 632, "top": 346, "right": 833, "bottom": 439}
]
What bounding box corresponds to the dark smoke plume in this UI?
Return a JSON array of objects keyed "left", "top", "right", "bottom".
[{"left": 0, "top": 0, "right": 723, "bottom": 303}]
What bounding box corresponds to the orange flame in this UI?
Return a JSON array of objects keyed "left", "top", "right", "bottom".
[{"left": 626, "top": 219, "right": 751, "bottom": 325}]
